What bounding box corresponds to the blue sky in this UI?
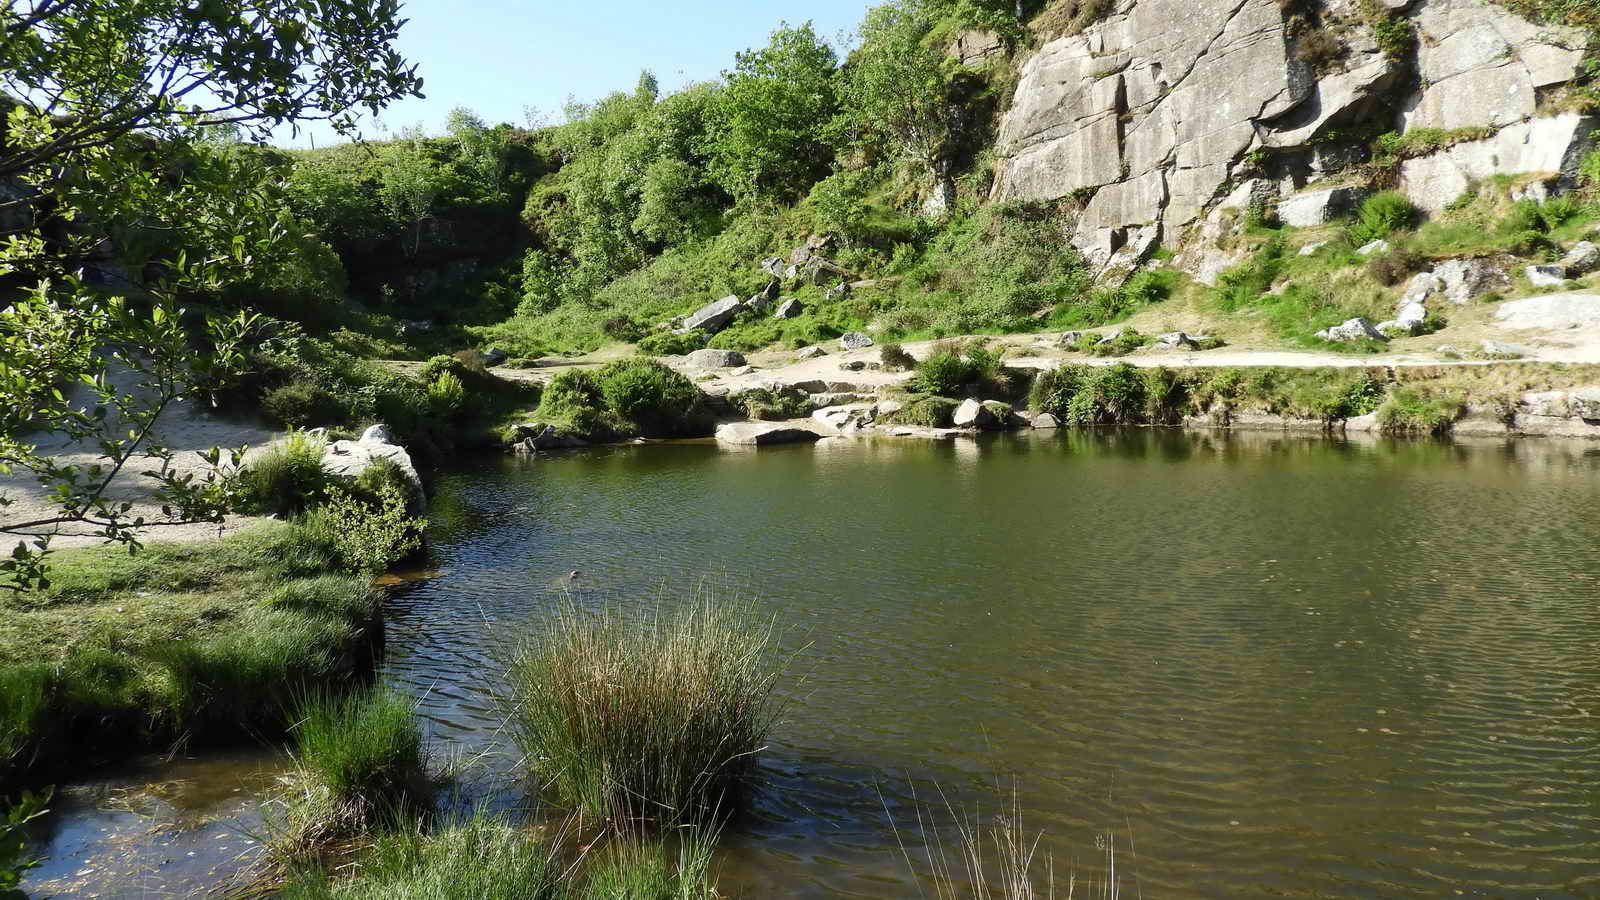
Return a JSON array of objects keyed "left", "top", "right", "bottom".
[{"left": 275, "top": 0, "right": 875, "bottom": 147}]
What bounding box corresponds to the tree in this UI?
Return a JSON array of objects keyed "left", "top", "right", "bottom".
[
  {"left": 843, "top": 0, "right": 955, "bottom": 181},
  {"left": 446, "top": 106, "right": 509, "bottom": 195},
  {"left": 708, "top": 22, "right": 841, "bottom": 199},
  {"left": 0, "top": 0, "right": 423, "bottom": 589}
]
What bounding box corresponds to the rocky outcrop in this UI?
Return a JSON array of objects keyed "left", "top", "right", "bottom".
[
  {"left": 715, "top": 422, "right": 825, "bottom": 446},
  {"left": 323, "top": 424, "right": 426, "bottom": 510},
  {"left": 994, "top": 0, "right": 1596, "bottom": 274},
  {"left": 1495, "top": 292, "right": 1600, "bottom": 330}
]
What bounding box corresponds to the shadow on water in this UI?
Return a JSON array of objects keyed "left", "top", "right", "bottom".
[{"left": 26, "top": 429, "right": 1600, "bottom": 898}]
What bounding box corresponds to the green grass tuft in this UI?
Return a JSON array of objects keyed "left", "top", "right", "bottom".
[{"left": 506, "top": 596, "right": 783, "bottom": 829}]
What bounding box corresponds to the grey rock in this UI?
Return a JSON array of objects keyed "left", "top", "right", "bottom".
[
  {"left": 685, "top": 348, "right": 746, "bottom": 368},
  {"left": 1561, "top": 241, "right": 1600, "bottom": 276},
  {"left": 479, "top": 347, "right": 508, "bottom": 367},
  {"left": 1031, "top": 412, "right": 1061, "bottom": 429},
  {"left": 1096, "top": 327, "right": 1128, "bottom": 345},
  {"left": 760, "top": 256, "right": 787, "bottom": 278},
  {"left": 1276, "top": 186, "right": 1372, "bottom": 228},
  {"left": 795, "top": 345, "right": 827, "bottom": 360},
  {"left": 1495, "top": 293, "right": 1600, "bottom": 330},
  {"left": 1154, "top": 331, "right": 1197, "bottom": 349},
  {"left": 1569, "top": 388, "right": 1600, "bottom": 420},
  {"left": 325, "top": 427, "right": 424, "bottom": 510},
  {"left": 1526, "top": 265, "right": 1567, "bottom": 287},
  {"left": 682, "top": 295, "right": 745, "bottom": 333},
  {"left": 951, "top": 28, "right": 1004, "bottom": 65},
  {"left": 839, "top": 360, "right": 868, "bottom": 372},
  {"left": 772, "top": 298, "right": 804, "bottom": 319},
  {"left": 812, "top": 404, "right": 877, "bottom": 431},
  {"left": 403, "top": 319, "right": 435, "bottom": 334},
  {"left": 1400, "top": 114, "right": 1595, "bottom": 214},
  {"left": 1055, "top": 330, "right": 1084, "bottom": 347},
  {"left": 876, "top": 399, "right": 904, "bottom": 418},
  {"left": 715, "top": 422, "right": 823, "bottom": 446},
  {"left": 1432, "top": 258, "right": 1509, "bottom": 305},
  {"left": 808, "top": 392, "right": 862, "bottom": 408},
  {"left": 509, "top": 423, "right": 590, "bottom": 452},
  {"left": 839, "top": 332, "right": 875, "bottom": 351},
  {"left": 825, "top": 282, "right": 851, "bottom": 301},
  {"left": 1479, "top": 339, "right": 1532, "bottom": 358},
  {"left": 1316, "top": 317, "right": 1386, "bottom": 342},
  {"left": 1298, "top": 241, "right": 1329, "bottom": 257},
  {"left": 1357, "top": 240, "right": 1391, "bottom": 257},
  {"left": 1399, "top": 272, "right": 1444, "bottom": 308},
  {"left": 361, "top": 424, "right": 394, "bottom": 444},
  {"left": 952, "top": 398, "right": 997, "bottom": 429},
  {"left": 728, "top": 366, "right": 757, "bottom": 376},
  {"left": 1520, "top": 390, "right": 1569, "bottom": 418}
]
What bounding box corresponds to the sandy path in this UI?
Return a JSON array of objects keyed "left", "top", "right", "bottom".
[{"left": 1, "top": 381, "right": 278, "bottom": 555}]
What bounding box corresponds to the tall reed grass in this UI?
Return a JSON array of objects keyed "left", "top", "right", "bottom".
[{"left": 505, "top": 595, "right": 783, "bottom": 829}]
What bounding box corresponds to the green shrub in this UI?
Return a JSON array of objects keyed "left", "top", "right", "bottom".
[
  {"left": 735, "top": 387, "right": 808, "bottom": 421},
  {"left": 263, "top": 380, "right": 346, "bottom": 429},
  {"left": 1581, "top": 149, "right": 1600, "bottom": 187},
  {"left": 914, "top": 346, "right": 971, "bottom": 396},
  {"left": 1377, "top": 386, "right": 1465, "bottom": 434},
  {"left": 1086, "top": 328, "right": 1153, "bottom": 357},
  {"left": 426, "top": 371, "right": 468, "bottom": 419},
  {"left": 296, "top": 482, "right": 426, "bottom": 574},
  {"left": 535, "top": 359, "right": 710, "bottom": 440},
  {"left": 1062, "top": 363, "right": 1147, "bottom": 425},
  {"left": 1365, "top": 248, "right": 1422, "bottom": 286},
  {"left": 879, "top": 342, "right": 916, "bottom": 372},
  {"left": 637, "top": 329, "right": 709, "bottom": 356},
  {"left": 912, "top": 342, "right": 1019, "bottom": 398},
  {"left": 242, "top": 431, "right": 331, "bottom": 517},
  {"left": 1348, "top": 191, "right": 1417, "bottom": 245},
  {"left": 507, "top": 597, "right": 782, "bottom": 828}
]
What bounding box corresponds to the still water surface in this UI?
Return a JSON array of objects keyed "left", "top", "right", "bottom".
[{"left": 30, "top": 431, "right": 1600, "bottom": 897}]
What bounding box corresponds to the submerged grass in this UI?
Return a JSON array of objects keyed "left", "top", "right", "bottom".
[{"left": 506, "top": 595, "right": 784, "bottom": 830}]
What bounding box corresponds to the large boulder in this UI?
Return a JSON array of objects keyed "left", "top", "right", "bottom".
[
  {"left": 1276, "top": 186, "right": 1372, "bottom": 228},
  {"left": 1315, "top": 317, "right": 1385, "bottom": 342},
  {"left": 681, "top": 295, "right": 744, "bottom": 333},
  {"left": 952, "top": 398, "right": 997, "bottom": 429},
  {"left": 1561, "top": 241, "right": 1600, "bottom": 277},
  {"left": 1526, "top": 265, "right": 1567, "bottom": 287},
  {"left": 715, "top": 422, "right": 824, "bottom": 446},
  {"left": 685, "top": 348, "right": 746, "bottom": 369},
  {"left": 1433, "top": 258, "right": 1509, "bottom": 304},
  {"left": 1495, "top": 293, "right": 1600, "bottom": 330},
  {"left": 323, "top": 424, "right": 425, "bottom": 510},
  {"left": 772, "top": 298, "right": 804, "bottom": 319},
  {"left": 1569, "top": 388, "right": 1600, "bottom": 420},
  {"left": 1400, "top": 114, "right": 1598, "bottom": 213}
]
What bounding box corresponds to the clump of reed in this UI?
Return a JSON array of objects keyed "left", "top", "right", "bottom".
[
  {"left": 266, "top": 687, "right": 433, "bottom": 869},
  {"left": 505, "top": 595, "right": 783, "bottom": 830}
]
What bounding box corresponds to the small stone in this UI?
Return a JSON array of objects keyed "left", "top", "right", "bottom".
[
  {"left": 1356, "top": 240, "right": 1391, "bottom": 256},
  {"left": 1560, "top": 241, "right": 1600, "bottom": 277},
  {"left": 1479, "top": 340, "right": 1532, "bottom": 359},
  {"left": 838, "top": 332, "right": 875, "bottom": 351},
  {"left": 1316, "top": 317, "right": 1386, "bottom": 342},
  {"left": 1297, "top": 241, "right": 1328, "bottom": 257},
  {"left": 1526, "top": 265, "right": 1567, "bottom": 287},
  {"left": 1031, "top": 412, "right": 1061, "bottom": 429},
  {"left": 839, "top": 360, "right": 867, "bottom": 372},
  {"left": 1154, "top": 331, "right": 1196, "bottom": 348},
  {"left": 760, "top": 256, "right": 787, "bottom": 278},
  {"left": 796, "top": 345, "right": 826, "bottom": 360}
]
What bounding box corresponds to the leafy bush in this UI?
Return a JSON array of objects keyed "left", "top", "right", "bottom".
[
  {"left": 1365, "top": 249, "right": 1422, "bottom": 286},
  {"left": 506, "top": 597, "right": 783, "bottom": 827},
  {"left": 1062, "top": 363, "right": 1148, "bottom": 424},
  {"left": 911, "top": 342, "right": 1019, "bottom": 398},
  {"left": 263, "top": 379, "right": 346, "bottom": 428},
  {"left": 735, "top": 387, "right": 809, "bottom": 421},
  {"left": 426, "top": 371, "right": 467, "bottom": 419},
  {"left": 1582, "top": 149, "right": 1600, "bottom": 187},
  {"left": 879, "top": 342, "right": 916, "bottom": 371},
  {"left": 1348, "top": 191, "right": 1418, "bottom": 245},
  {"left": 637, "top": 329, "right": 710, "bottom": 356},
  {"left": 241, "top": 430, "right": 331, "bottom": 516},
  {"left": 1086, "top": 328, "right": 1153, "bottom": 357},
  {"left": 297, "top": 482, "right": 426, "bottom": 574},
  {"left": 535, "top": 359, "right": 710, "bottom": 439},
  {"left": 1377, "top": 386, "right": 1465, "bottom": 434}
]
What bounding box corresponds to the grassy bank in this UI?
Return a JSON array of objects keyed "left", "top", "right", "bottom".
[{"left": 0, "top": 523, "right": 382, "bottom": 790}]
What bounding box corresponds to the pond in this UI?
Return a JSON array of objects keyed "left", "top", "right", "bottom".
[{"left": 28, "top": 431, "right": 1600, "bottom": 898}]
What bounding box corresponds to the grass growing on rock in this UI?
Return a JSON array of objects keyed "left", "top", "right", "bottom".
[
  {"left": 506, "top": 596, "right": 783, "bottom": 829},
  {"left": 0, "top": 523, "right": 380, "bottom": 788}
]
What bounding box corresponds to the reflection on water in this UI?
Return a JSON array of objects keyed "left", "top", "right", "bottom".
[{"left": 29, "top": 430, "right": 1600, "bottom": 898}]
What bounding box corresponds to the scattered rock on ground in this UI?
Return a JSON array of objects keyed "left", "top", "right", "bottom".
[
  {"left": 1357, "top": 240, "right": 1391, "bottom": 256},
  {"left": 760, "top": 256, "right": 787, "bottom": 278},
  {"left": 952, "top": 398, "right": 997, "bottom": 429},
  {"left": 1433, "top": 258, "right": 1509, "bottom": 305},
  {"left": 773, "top": 298, "right": 804, "bottom": 319},
  {"left": 839, "top": 360, "right": 867, "bottom": 371},
  {"left": 1561, "top": 242, "right": 1600, "bottom": 277},
  {"left": 1316, "top": 317, "right": 1385, "bottom": 342},
  {"left": 839, "top": 332, "right": 875, "bottom": 351},
  {"left": 1526, "top": 265, "right": 1567, "bottom": 287},
  {"left": 715, "top": 422, "right": 824, "bottom": 446},
  {"left": 796, "top": 345, "right": 827, "bottom": 360},
  {"left": 507, "top": 423, "right": 589, "bottom": 455},
  {"left": 1276, "top": 186, "right": 1371, "bottom": 228},
  {"left": 686, "top": 348, "right": 746, "bottom": 368},
  {"left": 1297, "top": 242, "right": 1328, "bottom": 257},
  {"left": 1569, "top": 388, "right": 1600, "bottom": 420},
  {"left": 1479, "top": 339, "right": 1533, "bottom": 358},
  {"left": 1154, "top": 332, "right": 1197, "bottom": 349},
  {"left": 681, "top": 295, "right": 745, "bottom": 333}
]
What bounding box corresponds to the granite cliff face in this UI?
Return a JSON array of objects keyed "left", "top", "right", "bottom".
[{"left": 991, "top": 0, "right": 1594, "bottom": 280}]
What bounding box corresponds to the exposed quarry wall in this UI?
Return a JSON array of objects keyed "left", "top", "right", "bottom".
[{"left": 992, "top": 0, "right": 1595, "bottom": 280}]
